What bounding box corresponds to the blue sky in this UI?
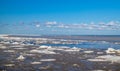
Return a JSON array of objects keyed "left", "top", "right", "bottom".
[{"left": 0, "top": 0, "right": 120, "bottom": 35}]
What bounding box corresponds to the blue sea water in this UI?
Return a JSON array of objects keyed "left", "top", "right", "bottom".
[
  {"left": 40, "top": 41, "right": 120, "bottom": 50},
  {"left": 8, "top": 35, "right": 120, "bottom": 49}
]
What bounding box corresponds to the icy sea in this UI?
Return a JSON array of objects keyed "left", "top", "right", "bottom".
[{"left": 9, "top": 35, "right": 120, "bottom": 49}]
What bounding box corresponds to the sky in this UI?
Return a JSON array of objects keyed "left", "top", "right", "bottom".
[{"left": 0, "top": 0, "right": 120, "bottom": 35}]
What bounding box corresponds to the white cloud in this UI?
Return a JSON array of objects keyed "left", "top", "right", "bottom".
[
  {"left": 56, "top": 21, "right": 120, "bottom": 30},
  {"left": 36, "top": 24, "right": 40, "bottom": 28},
  {"left": 46, "top": 21, "right": 57, "bottom": 25},
  {"left": 57, "top": 24, "right": 69, "bottom": 28}
]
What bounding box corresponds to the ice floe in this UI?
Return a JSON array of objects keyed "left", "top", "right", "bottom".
[
  {"left": 40, "top": 59, "right": 56, "bottom": 61},
  {"left": 31, "top": 61, "right": 42, "bottom": 64},
  {"left": 106, "top": 48, "right": 120, "bottom": 54},
  {"left": 3, "top": 50, "right": 15, "bottom": 53},
  {"left": 39, "top": 45, "right": 50, "bottom": 49},
  {"left": 92, "top": 70, "right": 105, "bottom": 71},
  {"left": 12, "top": 42, "right": 19, "bottom": 44},
  {"left": 17, "top": 55, "right": 25, "bottom": 60},
  {"left": 88, "top": 58, "right": 107, "bottom": 62},
  {"left": 0, "top": 46, "right": 7, "bottom": 49},
  {"left": 23, "top": 53, "right": 35, "bottom": 56},
  {"left": 4, "top": 64, "right": 15, "bottom": 67},
  {"left": 64, "top": 49, "right": 80, "bottom": 52},
  {"left": 14, "top": 48, "right": 27, "bottom": 50},
  {"left": 84, "top": 50, "right": 94, "bottom": 54},
  {"left": 88, "top": 55, "right": 120, "bottom": 63},
  {"left": 97, "top": 52, "right": 104, "bottom": 54},
  {"left": 30, "top": 49, "right": 57, "bottom": 54},
  {"left": 63, "top": 47, "right": 80, "bottom": 52},
  {"left": 96, "top": 55, "right": 120, "bottom": 63}
]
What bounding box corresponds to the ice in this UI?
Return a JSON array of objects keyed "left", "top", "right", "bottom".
[
  {"left": 4, "top": 64, "right": 15, "bottom": 67},
  {"left": 17, "top": 55, "right": 25, "bottom": 60},
  {"left": 96, "top": 55, "right": 120, "bottom": 63},
  {"left": 106, "top": 48, "right": 120, "bottom": 54},
  {"left": 106, "top": 48, "right": 116, "bottom": 54},
  {"left": 39, "top": 45, "right": 50, "bottom": 48},
  {"left": 30, "top": 49, "right": 57, "bottom": 54},
  {"left": 40, "top": 59, "right": 56, "bottom": 61},
  {"left": 88, "top": 58, "right": 107, "bottom": 62},
  {"left": 92, "top": 70, "right": 105, "bottom": 71},
  {"left": 88, "top": 55, "right": 120, "bottom": 63},
  {"left": 3, "top": 50, "right": 15, "bottom": 53},
  {"left": 31, "top": 61, "right": 42, "bottom": 64},
  {"left": 0, "top": 46, "right": 7, "bottom": 49},
  {"left": 84, "top": 50, "right": 94, "bottom": 54},
  {"left": 97, "top": 52, "right": 104, "bottom": 54}
]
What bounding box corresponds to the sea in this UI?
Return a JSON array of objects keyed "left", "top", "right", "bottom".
[{"left": 8, "top": 35, "right": 120, "bottom": 49}]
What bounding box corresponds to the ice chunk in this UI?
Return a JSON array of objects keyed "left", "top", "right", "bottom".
[
  {"left": 4, "top": 64, "right": 15, "bottom": 67},
  {"left": 39, "top": 45, "right": 49, "bottom": 48},
  {"left": 31, "top": 61, "right": 42, "bottom": 64},
  {"left": 3, "top": 50, "right": 15, "bottom": 53},
  {"left": 0, "top": 46, "right": 7, "bottom": 49},
  {"left": 17, "top": 55, "right": 25, "bottom": 60},
  {"left": 84, "top": 51, "right": 94, "bottom": 54},
  {"left": 106, "top": 48, "right": 116, "bottom": 54},
  {"left": 30, "top": 49, "right": 57, "bottom": 54},
  {"left": 106, "top": 48, "right": 120, "bottom": 54},
  {"left": 96, "top": 55, "right": 120, "bottom": 63},
  {"left": 40, "top": 59, "right": 56, "bottom": 61}
]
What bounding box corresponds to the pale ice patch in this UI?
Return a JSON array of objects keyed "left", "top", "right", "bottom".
[
  {"left": 64, "top": 49, "right": 80, "bottom": 52},
  {"left": 12, "top": 42, "right": 19, "bottom": 44},
  {"left": 39, "top": 45, "right": 50, "bottom": 49},
  {"left": 3, "top": 50, "right": 15, "bottom": 53},
  {"left": 92, "top": 70, "right": 105, "bottom": 71},
  {"left": 84, "top": 51, "right": 94, "bottom": 54},
  {"left": 10, "top": 45, "right": 23, "bottom": 48},
  {"left": 96, "top": 55, "right": 120, "bottom": 63},
  {"left": 88, "top": 55, "right": 120, "bottom": 63},
  {"left": 4, "top": 64, "right": 15, "bottom": 67},
  {"left": 87, "top": 58, "right": 107, "bottom": 62},
  {"left": 40, "top": 59, "right": 56, "bottom": 62},
  {"left": 106, "top": 48, "right": 120, "bottom": 54},
  {"left": 106, "top": 48, "right": 116, "bottom": 54},
  {"left": 97, "top": 52, "right": 104, "bottom": 54},
  {"left": 16, "top": 55, "right": 25, "bottom": 60},
  {"left": 31, "top": 61, "right": 42, "bottom": 64},
  {"left": 30, "top": 49, "right": 57, "bottom": 54},
  {"left": 23, "top": 53, "right": 36, "bottom": 56},
  {"left": 0, "top": 46, "right": 7, "bottom": 49},
  {"left": 14, "top": 48, "right": 27, "bottom": 50},
  {"left": 63, "top": 47, "right": 80, "bottom": 52}
]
